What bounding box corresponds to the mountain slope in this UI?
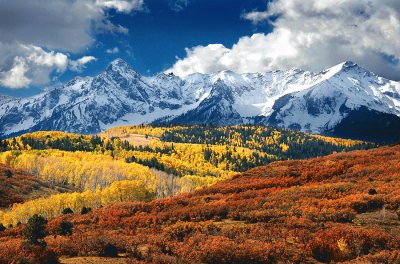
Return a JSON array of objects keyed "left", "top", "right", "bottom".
[
  {"left": 1, "top": 144, "right": 400, "bottom": 263},
  {"left": 328, "top": 107, "right": 400, "bottom": 141},
  {"left": 0, "top": 94, "right": 15, "bottom": 104},
  {"left": 169, "top": 80, "right": 244, "bottom": 125},
  {"left": 0, "top": 59, "right": 195, "bottom": 137},
  {"left": 167, "top": 62, "right": 400, "bottom": 141},
  {"left": 0, "top": 164, "right": 73, "bottom": 208},
  {"left": 265, "top": 62, "right": 400, "bottom": 137},
  {"left": 1, "top": 59, "right": 400, "bottom": 141}
]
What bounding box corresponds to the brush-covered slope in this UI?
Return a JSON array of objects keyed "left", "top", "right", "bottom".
[
  {"left": 1, "top": 144, "right": 399, "bottom": 263},
  {"left": 0, "top": 165, "right": 72, "bottom": 209}
]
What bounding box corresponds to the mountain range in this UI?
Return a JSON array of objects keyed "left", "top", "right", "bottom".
[{"left": 1, "top": 58, "right": 400, "bottom": 141}]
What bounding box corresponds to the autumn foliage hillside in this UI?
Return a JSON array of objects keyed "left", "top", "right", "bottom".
[
  {"left": 0, "top": 164, "right": 72, "bottom": 209},
  {"left": 0, "top": 126, "right": 378, "bottom": 227},
  {"left": 1, "top": 144, "right": 400, "bottom": 263}
]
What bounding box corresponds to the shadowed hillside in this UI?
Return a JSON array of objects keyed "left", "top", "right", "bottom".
[{"left": 0, "top": 164, "right": 73, "bottom": 209}]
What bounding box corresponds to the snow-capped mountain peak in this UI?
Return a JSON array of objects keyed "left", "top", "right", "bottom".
[
  {"left": 101, "top": 58, "right": 144, "bottom": 86},
  {"left": 320, "top": 61, "right": 373, "bottom": 79},
  {"left": 108, "top": 57, "right": 133, "bottom": 70},
  {"left": 1, "top": 60, "right": 400, "bottom": 141},
  {"left": 342, "top": 60, "right": 357, "bottom": 67}
]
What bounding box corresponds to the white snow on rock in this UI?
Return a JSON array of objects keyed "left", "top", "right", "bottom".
[{"left": 0, "top": 59, "right": 399, "bottom": 138}]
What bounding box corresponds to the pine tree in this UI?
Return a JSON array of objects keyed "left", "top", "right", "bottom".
[
  {"left": 62, "top": 208, "right": 73, "bottom": 215},
  {"left": 57, "top": 220, "right": 73, "bottom": 236},
  {"left": 23, "top": 214, "right": 48, "bottom": 245},
  {"left": 4, "top": 169, "right": 12, "bottom": 178}
]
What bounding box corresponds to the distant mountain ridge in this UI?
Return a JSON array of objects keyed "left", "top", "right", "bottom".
[{"left": 1, "top": 59, "right": 400, "bottom": 141}]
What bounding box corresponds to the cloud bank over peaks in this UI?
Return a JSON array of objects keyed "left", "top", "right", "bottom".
[
  {"left": 168, "top": 0, "right": 400, "bottom": 80},
  {"left": 0, "top": 45, "right": 68, "bottom": 89},
  {"left": 0, "top": 45, "right": 98, "bottom": 89},
  {"left": 0, "top": 0, "right": 144, "bottom": 89}
]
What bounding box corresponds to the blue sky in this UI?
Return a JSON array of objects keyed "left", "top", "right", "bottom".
[
  {"left": 0, "top": 0, "right": 271, "bottom": 97},
  {"left": 82, "top": 0, "right": 271, "bottom": 76},
  {"left": 0, "top": 0, "right": 399, "bottom": 97}
]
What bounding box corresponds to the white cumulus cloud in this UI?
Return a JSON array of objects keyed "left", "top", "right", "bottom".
[
  {"left": 0, "top": 45, "right": 69, "bottom": 89},
  {"left": 0, "top": 0, "right": 144, "bottom": 89},
  {"left": 69, "top": 56, "right": 98, "bottom": 72},
  {"left": 169, "top": 0, "right": 400, "bottom": 80},
  {"left": 25, "top": 46, "right": 68, "bottom": 71},
  {"left": 241, "top": 11, "right": 269, "bottom": 25},
  {"left": 0, "top": 57, "right": 31, "bottom": 89}
]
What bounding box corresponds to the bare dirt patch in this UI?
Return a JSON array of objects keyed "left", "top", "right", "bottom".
[
  {"left": 121, "top": 134, "right": 159, "bottom": 147},
  {"left": 59, "top": 256, "right": 127, "bottom": 264},
  {"left": 354, "top": 209, "right": 400, "bottom": 234}
]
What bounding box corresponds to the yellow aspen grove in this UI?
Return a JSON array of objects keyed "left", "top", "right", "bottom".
[
  {"left": 0, "top": 126, "right": 376, "bottom": 227},
  {"left": 0, "top": 180, "right": 155, "bottom": 226}
]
